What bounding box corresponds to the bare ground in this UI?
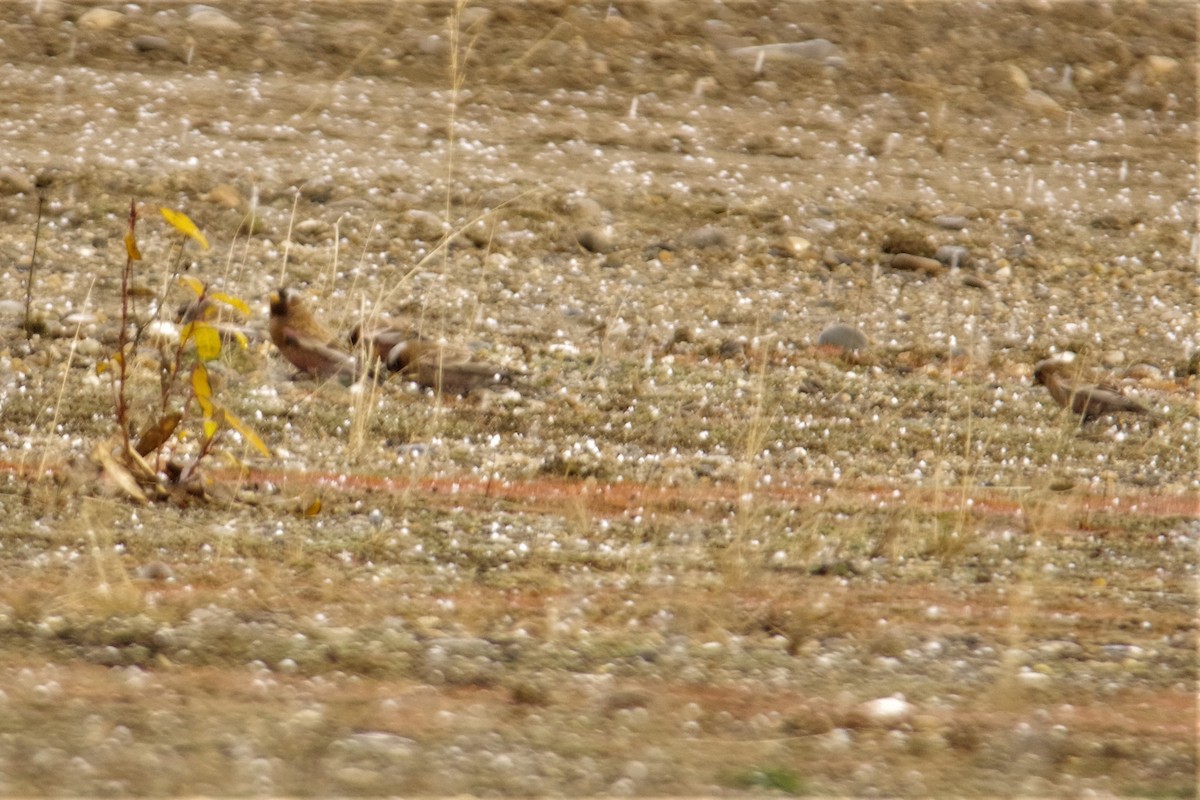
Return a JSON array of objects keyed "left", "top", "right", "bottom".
[{"left": 0, "top": 1, "right": 1196, "bottom": 796}]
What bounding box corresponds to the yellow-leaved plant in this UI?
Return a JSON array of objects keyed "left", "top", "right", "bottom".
[{"left": 97, "top": 200, "right": 268, "bottom": 503}]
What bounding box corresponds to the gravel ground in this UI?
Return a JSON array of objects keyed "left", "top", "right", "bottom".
[{"left": 0, "top": 1, "right": 1196, "bottom": 796}]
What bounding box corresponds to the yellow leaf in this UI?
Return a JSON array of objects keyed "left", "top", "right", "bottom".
[
  {"left": 304, "top": 498, "right": 322, "bottom": 517},
  {"left": 221, "top": 407, "right": 271, "bottom": 457},
  {"left": 209, "top": 291, "right": 251, "bottom": 316},
  {"left": 178, "top": 275, "right": 206, "bottom": 297},
  {"left": 230, "top": 329, "right": 249, "bottom": 350},
  {"left": 192, "top": 364, "right": 213, "bottom": 418},
  {"left": 95, "top": 360, "right": 110, "bottom": 376},
  {"left": 124, "top": 229, "right": 142, "bottom": 261},
  {"left": 192, "top": 323, "right": 222, "bottom": 362},
  {"left": 203, "top": 419, "right": 219, "bottom": 440},
  {"left": 134, "top": 411, "right": 182, "bottom": 457},
  {"left": 160, "top": 207, "right": 210, "bottom": 250}
]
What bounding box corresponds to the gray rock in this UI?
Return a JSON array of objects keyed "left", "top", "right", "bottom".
[{"left": 817, "top": 323, "right": 868, "bottom": 352}]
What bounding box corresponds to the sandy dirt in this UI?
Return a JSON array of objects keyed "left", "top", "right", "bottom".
[{"left": 0, "top": 1, "right": 1196, "bottom": 796}]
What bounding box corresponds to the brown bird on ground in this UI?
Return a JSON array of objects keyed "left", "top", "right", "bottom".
[
  {"left": 1033, "top": 359, "right": 1153, "bottom": 421},
  {"left": 267, "top": 287, "right": 358, "bottom": 381},
  {"left": 348, "top": 319, "right": 424, "bottom": 363},
  {"left": 351, "top": 321, "right": 520, "bottom": 396}
]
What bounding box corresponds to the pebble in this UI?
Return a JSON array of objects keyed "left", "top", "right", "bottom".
[
  {"left": 77, "top": 8, "right": 124, "bottom": 30},
  {"left": 729, "top": 39, "right": 842, "bottom": 64},
  {"left": 1142, "top": 55, "right": 1179, "bottom": 80},
  {"left": 61, "top": 311, "right": 101, "bottom": 326},
  {"left": 859, "top": 694, "right": 914, "bottom": 725},
  {"left": 889, "top": 253, "right": 945, "bottom": 276},
  {"left": 784, "top": 235, "right": 811, "bottom": 256},
  {"left": 1024, "top": 89, "right": 1065, "bottom": 117},
  {"left": 575, "top": 226, "right": 616, "bottom": 254},
  {"left": 132, "top": 35, "right": 172, "bottom": 54},
  {"left": 817, "top": 323, "right": 868, "bottom": 353},
  {"left": 187, "top": 6, "right": 242, "bottom": 34},
  {"left": 75, "top": 337, "right": 103, "bottom": 357},
  {"left": 1006, "top": 64, "right": 1030, "bottom": 92},
  {"left": 681, "top": 225, "right": 728, "bottom": 249},
  {"left": 135, "top": 561, "right": 174, "bottom": 581},
  {"left": 932, "top": 215, "right": 968, "bottom": 230},
  {"left": 1100, "top": 350, "right": 1125, "bottom": 368},
  {"left": 935, "top": 245, "right": 971, "bottom": 268}
]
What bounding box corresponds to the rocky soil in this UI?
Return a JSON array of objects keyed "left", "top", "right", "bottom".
[{"left": 0, "top": 1, "right": 1195, "bottom": 796}]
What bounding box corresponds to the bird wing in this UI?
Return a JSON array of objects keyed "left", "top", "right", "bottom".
[
  {"left": 1069, "top": 383, "right": 1150, "bottom": 419},
  {"left": 279, "top": 324, "right": 358, "bottom": 378},
  {"left": 383, "top": 340, "right": 513, "bottom": 395}
]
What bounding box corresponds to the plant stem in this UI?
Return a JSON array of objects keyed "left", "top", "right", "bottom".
[
  {"left": 23, "top": 194, "right": 43, "bottom": 339},
  {"left": 116, "top": 199, "right": 137, "bottom": 454}
]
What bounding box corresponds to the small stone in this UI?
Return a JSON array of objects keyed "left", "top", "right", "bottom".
[
  {"left": 932, "top": 215, "right": 968, "bottom": 230},
  {"left": 135, "top": 561, "right": 174, "bottom": 581},
  {"left": 889, "top": 253, "right": 945, "bottom": 276},
  {"left": 78, "top": 8, "right": 124, "bottom": 30},
  {"left": 61, "top": 311, "right": 100, "bottom": 327},
  {"left": 1006, "top": 64, "right": 1030, "bottom": 92},
  {"left": 187, "top": 6, "right": 242, "bottom": 34},
  {"left": 132, "top": 35, "right": 171, "bottom": 53},
  {"left": 935, "top": 245, "right": 971, "bottom": 268},
  {"left": 859, "top": 694, "right": 914, "bottom": 726},
  {"left": 681, "top": 225, "right": 728, "bottom": 249},
  {"left": 576, "top": 226, "right": 616, "bottom": 254},
  {"left": 75, "top": 337, "right": 103, "bottom": 358},
  {"left": 817, "top": 323, "right": 868, "bottom": 353},
  {"left": 729, "top": 39, "right": 842, "bottom": 64},
  {"left": 1100, "top": 350, "right": 1125, "bottom": 368},
  {"left": 1143, "top": 55, "right": 1179, "bottom": 80},
  {"left": 785, "top": 235, "right": 811, "bottom": 256},
  {"left": 1024, "top": 89, "right": 1065, "bottom": 117}
]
